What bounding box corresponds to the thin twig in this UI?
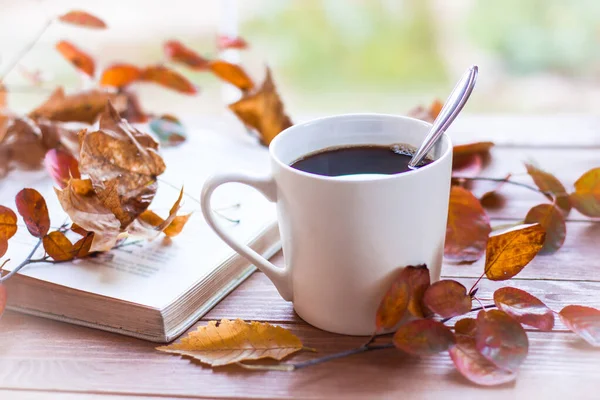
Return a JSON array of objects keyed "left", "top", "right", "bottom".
[
  {"left": 0, "top": 238, "right": 43, "bottom": 283},
  {"left": 0, "top": 19, "right": 53, "bottom": 80},
  {"left": 454, "top": 176, "right": 553, "bottom": 197},
  {"left": 440, "top": 304, "right": 497, "bottom": 324}
]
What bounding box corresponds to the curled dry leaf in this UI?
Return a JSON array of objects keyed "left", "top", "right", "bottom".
[
  {"left": 217, "top": 35, "right": 249, "bottom": 50},
  {"left": 140, "top": 65, "right": 197, "bottom": 95},
  {"left": 408, "top": 99, "right": 443, "bottom": 123},
  {"left": 475, "top": 310, "right": 529, "bottom": 372},
  {"left": 43, "top": 231, "right": 75, "bottom": 261},
  {"left": 210, "top": 60, "right": 254, "bottom": 91},
  {"left": 156, "top": 319, "right": 303, "bottom": 367},
  {"left": 0, "top": 117, "right": 47, "bottom": 174},
  {"left": 393, "top": 319, "right": 456, "bottom": 356},
  {"left": 570, "top": 168, "right": 600, "bottom": 217},
  {"left": 164, "top": 40, "right": 210, "bottom": 71},
  {"left": 493, "top": 287, "right": 554, "bottom": 331},
  {"left": 55, "top": 41, "right": 95, "bottom": 77},
  {"left": 100, "top": 64, "right": 141, "bottom": 88},
  {"left": 559, "top": 305, "right": 600, "bottom": 347},
  {"left": 423, "top": 280, "right": 472, "bottom": 319},
  {"left": 129, "top": 188, "right": 190, "bottom": 239},
  {"left": 58, "top": 10, "right": 107, "bottom": 29},
  {"left": 525, "top": 163, "right": 570, "bottom": 214},
  {"left": 445, "top": 186, "right": 491, "bottom": 263},
  {"left": 484, "top": 224, "right": 546, "bottom": 281},
  {"left": 228, "top": 68, "right": 292, "bottom": 146},
  {"left": 15, "top": 188, "right": 50, "bottom": 238},
  {"left": 44, "top": 149, "right": 80, "bottom": 189},
  {"left": 524, "top": 204, "right": 566, "bottom": 255}
]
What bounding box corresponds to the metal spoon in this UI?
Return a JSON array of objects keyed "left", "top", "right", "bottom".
[{"left": 408, "top": 65, "right": 478, "bottom": 169}]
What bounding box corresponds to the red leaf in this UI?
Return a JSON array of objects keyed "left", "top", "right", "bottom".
[
  {"left": 0, "top": 206, "right": 18, "bottom": 241},
  {"left": 15, "top": 189, "right": 50, "bottom": 238},
  {"left": 55, "top": 41, "right": 95, "bottom": 77},
  {"left": 445, "top": 186, "right": 491, "bottom": 263},
  {"left": 100, "top": 64, "right": 141, "bottom": 88},
  {"left": 217, "top": 35, "right": 249, "bottom": 50},
  {"left": 423, "top": 280, "right": 472, "bottom": 318},
  {"left": 43, "top": 231, "right": 75, "bottom": 261},
  {"left": 393, "top": 320, "right": 456, "bottom": 356},
  {"left": 140, "top": 65, "right": 197, "bottom": 95},
  {"left": 524, "top": 204, "right": 566, "bottom": 254},
  {"left": 164, "top": 40, "right": 210, "bottom": 71},
  {"left": 58, "top": 10, "right": 107, "bottom": 29},
  {"left": 570, "top": 168, "right": 600, "bottom": 217},
  {"left": 0, "top": 283, "right": 6, "bottom": 317},
  {"left": 209, "top": 60, "right": 254, "bottom": 91},
  {"left": 454, "top": 318, "right": 477, "bottom": 337},
  {"left": 452, "top": 154, "right": 483, "bottom": 178},
  {"left": 525, "top": 163, "right": 570, "bottom": 214},
  {"left": 475, "top": 310, "right": 529, "bottom": 372},
  {"left": 559, "top": 305, "right": 600, "bottom": 347},
  {"left": 493, "top": 287, "right": 554, "bottom": 331},
  {"left": 44, "top": 149, "right": 80, "bottom": 189}
]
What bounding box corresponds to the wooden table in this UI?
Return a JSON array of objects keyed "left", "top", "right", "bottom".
[{"left": 2, "top": 116, "right": 600, "bottom": 399}]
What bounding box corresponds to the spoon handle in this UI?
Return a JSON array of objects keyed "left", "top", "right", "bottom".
[{"left": 408, "top": 65, "right": 478, "bottom": 168}]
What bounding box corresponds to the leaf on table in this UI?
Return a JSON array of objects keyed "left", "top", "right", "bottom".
[
  {"left": 72, "top": 232, "right": 94, "bottom": 258},
  {"left": 44, "top": 149, "right": 80, "bottom": 189},
  {"left": 570, "top": 168, "right": 600, "bottom": 217},
  {"left": 129, "top": 187, "right": 191, "bottom": 239},
  {"left": 210, "top": 60, "right": 254, "bottom": 91},
  {"left": 139, "top": 65, "right": 197, "bottom": 95},
  {"left": 228, "top": 68, "right": 292, "bottom": 146},
  {"left": 79, "top": 102, "right": 166, "bottom": 228},
  {"left": 475, "top": 310, "right": 529, "bottom": 372},
  {"left": 423, "top": 280, "right": 472, "bottom": 319},
  {"left": 149, "top": 114, "right": 187, "bottom": 146},
  {"left": 493, "top": 287, "right": 554, "bottom": 331},
  {"left": 100, "top": 64, "right": 141, "bottom": 88},
  {"left": 393, "top": 319, "right": 456, "bottom": 356},
  {"left": 408, "top": 99, "right": 443, "bottom": 123},
  {"left": 484, "top": 224, "right": 545, "bottom": 281},
  {"left": 453, "top": 142, "right": 494, "bottom": 160},
  {"left": 55, "top": 41, "right": 95, "bottom": 77},
  {"left": 479, "top": 174, "right": 512, "bottom": 207},
  {"left": 454, "top": 318, "right": 477, "bottom": 338},
  {"left": 0, "top": 283, "right": 6, "bottom": 317},
  {"left": 58, "top": 10, "right": 107, "bottom": 29},
  {"left": 559, "top": 305, "right": 600, "bottom": 347},
  {"left": 29, "top": 87, "right": 127, "bottom": 124},
  {"left": 445, "top": 186, "right": 491, "bottom": 263},
  {"left": 164, "top": 40, "right": 210, "bottom": 71},
  {"left": 15, "top": 188, "right": 50, "bottom": 238},
  {"left": 452, "top": 154, "right": 483, "bottom": 178},
  {"left": 217, "top": 35, "right": 249, "bottom": 50},
  {"left": 523, "top": 204, "right": 565, "bottom": 255},
  {"left": 524, "top": 163, "right": 570, "bottom": 213},
  {"left": 43, "top": 231, "right": 75, "bottom": 261},
  {"left": 156, "top": 319, "right": 303, "bottom": 367}
]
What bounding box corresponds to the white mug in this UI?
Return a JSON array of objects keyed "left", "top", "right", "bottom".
[{"left": 201, "top": 114, "right": 452, "bottom": 335}]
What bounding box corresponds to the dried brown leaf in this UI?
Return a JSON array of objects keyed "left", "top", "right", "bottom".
[
  {"left": 494, "top": 287, "right": 554, "bottom": 331},
  {"left": 15, "top": 188, "right": 50, "bottom": 238},
  {"left": 55, "top": 41, "right": 95, "bottom": 77},
  {"left": 0, "top": 117, "right": 47, "bottom": 172},
  {"left": 423, "top": 280, "right": 472, "bottom": 319},
  {"left": 129, "top": 188, "right": 190, "bottom": 238},
  {"left": 393, "top": 319, "right": 456, "bottom": 356}
]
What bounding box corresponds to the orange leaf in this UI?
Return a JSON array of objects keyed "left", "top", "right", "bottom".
[
  {"left": 58, "top": 10, "right": 107, "bottom": 29},
  {"left": 452, "top": 154, "right": 482, "bottom": 178},
  {"left": 72, "top": 232, "right": 94, "bottom": 258},
  {"left": 0, "top": 283, "right": 6, "bottom": 317},
  {"left": 408, "top": 99, "right": 443, "bottom": 123},
  {"left": 164, "top": 40, "right": 210, "bottom": 71},
  {"left": 445, "top": 186, "right": 491, "bottom": 263},
  {"left": 423, "top": 280, "right": 472, "bottom": 319},
  {"left": 43, "top": 231, "right": 75, "bottom": 261},
  {"left": 393, "top": 319, "right": 456, "bottom": 356},
  {"left": 0, "top": 206, "right": 18, "bottom": 241},
  {"left": 129, "top": 188, "right": 190, "bottom": 238},
  {"left": 44, "top": 149, "right": 80, "bottom": 189},
  {"left": 100, "top": 64, "right": 141, "bottom": 88},
  {"left": 55, "top": 41, "right": 95, "bottom": 77},
  {"left": 217, "top": 35, "right": 249, "bottom": 50},
  {"left": 453, "top": 142, "right": 494, "bottom": 159},
  {"left": 524, "top": 204, "right": 566, "bottom": 254},
  {"left": 494, "top": 287, "right": 554, "bottom": 331},
  {"left": 70, "top": 223, "right": 89, "bottom": 237},
  {"left": 525, "top": 163, "right": 570, "bottom": 213},
  {"left": 454, "top": 318, "right": 477, "bottom": 337},
  {"left": 140, "top": 65, "right": 197, "bottom": 95},
  {"left": 163, "top": 214, "right": 191, "bottom": 237},
  {"left": 559, "top": 305, "right": 600, "bottom": 347},
  {"left": 210, "top": 60, "right": 254, "bottom": 91},
  {"left": 570, "top": 168, "right": 600, "bottom": 217},
  {"left": 484, "top": 224, "right": 546, "bottom": 281},
  {"left": 15, "top": 188, "right": 50, "bottom": 238}
]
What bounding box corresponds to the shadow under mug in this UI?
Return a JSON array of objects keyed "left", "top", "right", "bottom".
[{"left": 201, "top": 114, "right": 453, "bottom": 335}]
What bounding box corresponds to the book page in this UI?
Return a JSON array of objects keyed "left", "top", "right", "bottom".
[{"left": 1, "top": 118, "right": 278, "bottom": 309}]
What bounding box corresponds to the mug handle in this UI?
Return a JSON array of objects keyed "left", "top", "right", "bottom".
[{"left": 200, "top": 172, "right": 293, "bottom": 301}]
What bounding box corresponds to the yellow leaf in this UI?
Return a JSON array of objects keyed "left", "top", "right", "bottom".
[{"left": 157, "top": 319, "right": 303, "bottom": 367}]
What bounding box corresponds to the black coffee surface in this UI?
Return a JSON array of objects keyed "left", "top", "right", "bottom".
[{"left": 290, "top": 144, "right": 432, "bottom": 177}]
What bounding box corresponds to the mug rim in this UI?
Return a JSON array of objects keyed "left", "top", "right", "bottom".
[{"left": 269, "top": 113, "right": 453, "bottom": 182}]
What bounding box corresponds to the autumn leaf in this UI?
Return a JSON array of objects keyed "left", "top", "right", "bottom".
[
  {"left": 149, "top": 115, "right": 186, "bottom": 146},
  {"left": 217, "top": 35, "right": 249, "bottom": 50},
  {"left": 493, "top": 287, "right": 554, "bottom": 331},
  {"left": 72, "top": 232, "right": 94, "bottom": 258},
  {"left": 44, "top": 149, "right": 80, "bottom": 189},
  {"left": 79, "top": 102, "right": 166, "bottom": 228},
  {"left": 15, "top": 189, "right": 50, "bottom": 238},
  {"left": 479, "top": 174, "right": 511, "bottom": 206},
  {"left": 43, "top": 231, "right": 75, "bottom": 261},
  {"left": 156, "top": 319, "right": 303, "bottom": 367},
  {"left": 475, "top": 310, "right": 528, "bottom": 372},
  {"left": 452, "top": 154, "right": 483, "bottom": 178},
  {"left": 0, "top": 283, "right": 6, "bottom": 317},
  {"left": 393, "top": 320, "right": 456, "bottom": 356},
  {"left": 525, "top": 163, "right": 570, "bottom": 213},
  {"left": 210, "top": 60, "right": 254, "bottom": 91},
  {"left": 228, "top": 68, "right": 292, "bottom": 146},
  {"left": 453, "top": 142, "right": 494, "bottom": 159},
  {"left": 0, "top": 117, "right": 47, "bottom": 173},
  {"left": 129, "top": 188, "right": 190, "bottom": 238},
  {"left": 36, "top": 120, "right": 80, "bottom": 157},
  {"left": 0, "top": 206, "right": 17, "bottom": 258},
  {"left": 484, "top": 224, "right": 545, "bottom": 281},
  {"left": 55, "top": 41, "right": 95, "bottom": 77},
  {"left": 445, "top": 186, "right": 491, "bottom": 263},
  {"left": 454, "top": 318, "right": 477, "bottom": 337},
  {"left": 164, "top": 40, "right": 210, "bottom": 71},
  {"left": 140, "top": 65, "right": 197, "bottom": 95},
  {"left": 423, "top": 280, "right": 472, "bottom": 319},
  {"left": 120, "top": 91, "right": 148, "bottom": 123},
  {"left": 570, "top": 168, "right": 600, "bottom": 217},
  {"left": 559, "top": 305, "right": 600, "bottom": 347},
  {"left": 58, "top": 10, "right": 107, "bottom": 29},
  {"left": 100, "top": 64, "right": 141, "bottom": 88},
  {"left": 524, "top": 204, "right": 566, "bottom": 255},
  {"left": 408, "top": 99, "right": 443, "bottom": 123}
]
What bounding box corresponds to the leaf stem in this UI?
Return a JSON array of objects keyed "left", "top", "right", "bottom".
[
  {"left": 440, "top": 304, "right": 497, "bottom": 324},
  {"left": 0, "top": 18, "right": 53, "bottom": 80},
  {"left": 454, "top": 176, "right": 552, "bottom": 197}
]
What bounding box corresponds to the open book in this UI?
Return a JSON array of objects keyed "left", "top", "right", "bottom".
[{"left": 1, "top": 119, "right": 280, "bottom": 343}]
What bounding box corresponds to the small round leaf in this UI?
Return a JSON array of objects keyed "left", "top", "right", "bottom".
[
  {"left": 393, "top": 319, "right": 456, "bottom": 356},
  {"left": 423, "top": 280, "right": 472, "bottom": 318},
  {"left": 524, "top": 204, "right": 566, "bottom": 255},
  {"left": 15, "top": 189, "right": 50, "bottom": 238},
  {"left": 494, "top": 287, "right": 554, "bottom": 331},
  {"left": 570, "top": 168, "right": 600, "bottom": 217},
  {"left": 43, "top": 231, "right": 75, "bottom": 261},
  {"left": 0, "top": 206, "right": 18, "bottom": 241},
  {"left": 559, "top": 305, "right": 600, "bottom": 347}
]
